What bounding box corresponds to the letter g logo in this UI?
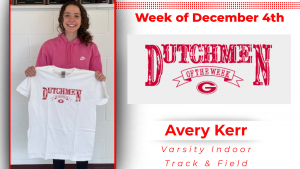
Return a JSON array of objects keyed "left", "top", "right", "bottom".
[
  {"left": 58, "top": 99, "right": 64, "bottom": 103},
  {"left": 196, "top": 81, "right": 218, "bottom": 94}
]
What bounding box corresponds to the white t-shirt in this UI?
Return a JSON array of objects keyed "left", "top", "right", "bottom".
[{"left": 16, "top": 65, "right": 109, "bottom": 161}]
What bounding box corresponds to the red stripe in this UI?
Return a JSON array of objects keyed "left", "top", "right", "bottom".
[
  {"left": 9, "top": 0, "right": 11, "bottom": 168},
  {"left": 114, "top": 1, "right": 117, "bottom": 169}
]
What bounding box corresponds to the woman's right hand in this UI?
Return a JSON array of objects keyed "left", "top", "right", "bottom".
[{"left": 25, "top": 66, "right": 36, "bottom": 77}]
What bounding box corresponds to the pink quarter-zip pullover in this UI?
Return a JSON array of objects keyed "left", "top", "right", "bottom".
[{"left": 36, "top": 33, "right": 103, "bottom": 72}]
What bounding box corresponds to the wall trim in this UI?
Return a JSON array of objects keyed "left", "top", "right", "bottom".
[{"left": 11, "top": 4, "right": 114, "bottom": 10}]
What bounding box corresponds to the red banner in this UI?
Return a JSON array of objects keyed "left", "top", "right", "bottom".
[
  {"left": 51, "top": 95, "right": 72, "bottom": 102},
  {"left": 173, "top": 66, "right": 243, "bottom": 87}
]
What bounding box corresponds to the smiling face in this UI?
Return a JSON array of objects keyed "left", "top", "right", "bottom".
[{"left": 62, "top": 5, "right": 81, "bottom": 35}]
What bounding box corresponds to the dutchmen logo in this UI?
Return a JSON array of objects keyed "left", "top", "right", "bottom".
[
  {"left": 42, "top": 87, "right": 82, "bottom": 103},
  {"left": 145, "top": 44, "right": 271, "bottom": 94}
]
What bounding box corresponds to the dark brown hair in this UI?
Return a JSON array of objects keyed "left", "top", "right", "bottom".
[{"left": 58, "top": 1, "right": 92, "bottom": 46}]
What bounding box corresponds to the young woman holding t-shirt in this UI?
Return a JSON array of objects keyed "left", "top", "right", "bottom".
[{"left": 24, "top": 1, "right": 106, "bottom": 169}]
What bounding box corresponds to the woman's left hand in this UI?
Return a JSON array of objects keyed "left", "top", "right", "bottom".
[{"left": 95, "top": 71, "right": 106, "bottom": 81}]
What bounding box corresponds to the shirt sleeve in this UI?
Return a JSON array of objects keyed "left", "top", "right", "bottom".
[
  {"left": 94, "top": 81, "right": 109, "bottom": 106},
  {"left": 16, "top": 77, "right": 31, "bottom": 97},
  {"left": 89, "top": 43, "right": 103, "bottom": 73},
  {"left": 36, "top": 41, "right": 51, "bottom": 67}
]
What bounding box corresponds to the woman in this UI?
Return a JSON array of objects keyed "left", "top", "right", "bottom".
[
  {"left": 24, "top": 1, "right": 106, "bottom": 169},
  {"left": 25, "top": 1, "right": 105, "bottom": 81}
]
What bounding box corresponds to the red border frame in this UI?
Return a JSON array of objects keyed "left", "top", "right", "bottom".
[
  {"left": 9, "top": 0, "right": 11, "bottom": 168},
  {"left": 9, "top": 0, "right": 296, "bottom": 168},
  {"left": 8, "top": 1, "right": 300, "bottom": 169},
  {"left": 114, "top": 1, "right": 117, "bottom": 169},
  {"left": 8, "top": 1, "right": 117, "bottom": 168}
]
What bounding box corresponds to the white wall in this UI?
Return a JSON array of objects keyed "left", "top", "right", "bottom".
[{"left": 11, "top": 5, "right": 114, "bottom": 164}]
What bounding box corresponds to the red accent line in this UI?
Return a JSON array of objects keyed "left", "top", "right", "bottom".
[
  {"left": 114, "top": 1, "right": 117, "bottom": 169},
  {"left": 9, "top": 0, "right": 11, "bottom": 168},
  {"left": 9, "top": 3, "right": 117, "bottom": 167}
]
